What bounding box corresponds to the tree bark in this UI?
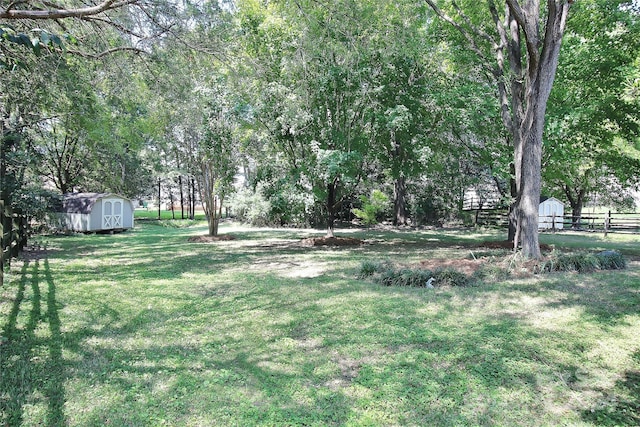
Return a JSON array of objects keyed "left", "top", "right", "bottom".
[
  {"left": 190, "top": 177, "right": 196, "bottom": 220},
  {"left": 564, "top": 185, "right": 585, "bottom": 229},
  {"left": 393, "top": 176, "right": 408, "bottom": 226},
  {"left": 326, "top": 180, "right": 338, "bottom": 238},
  {"left": 201, "top": 162, "right": 220, "bottom": 236},
  {"left": 179, "top": 175, "right": 185, "bottom": 220}
]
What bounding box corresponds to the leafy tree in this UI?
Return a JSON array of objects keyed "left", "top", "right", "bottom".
[
  {"left": 197, "top": 82, "right": 239, "bottom": 236},
  {"left": 543, "top": 0, "right": 640, "bottom": 227},
  {"left": 367, "top": 51, "right": 438, "bottom": 225},
  {"left": 425, "top": 0, "right": 574, "bottom": 258}
]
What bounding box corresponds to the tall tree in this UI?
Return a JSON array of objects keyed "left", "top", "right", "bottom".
[
  {"left": 543, "top": 0, "right": 640, "bottom": 227},
  {"left": 197, "top": 81, "right": 239, "bottom": 236},
  {"left": 425, "top": 0, "right": 573, "bottom": 258}
]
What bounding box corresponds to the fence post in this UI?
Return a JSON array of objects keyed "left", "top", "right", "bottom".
[{"left": 604, "top": 210, "right": 611, "bottom": 237}]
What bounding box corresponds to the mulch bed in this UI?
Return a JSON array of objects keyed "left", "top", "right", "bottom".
[
  {"left": 187, "top": 235, "right": 236, "bottom": 243},
  {"left": 418, "top": 258, "right": 486, "bottom": 275},
  {"left": 300, "top": 236, "right": 364, "bottom": 247}
]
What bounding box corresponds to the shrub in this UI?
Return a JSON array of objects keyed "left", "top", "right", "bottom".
[
  {"left": 357, "top": 260, "right": 390, "bottom": 278},
  {"left": 595, "top": 250, "right": 626, "bottom": 270},
  {"left": 433, "top": 268, "right": 469, "bottom": 287},
  {"left": 473, "top": 265, "right": 509, "bottom": 283},
  {"left": 228, "top": 186, "right": 272, "bottom": 226},
  {"left": 358, "top": 260, "right": 469, "bottom": 287},
  {"left": 352, "top": 190, "right": 389, "bottom": 226},
  {"left": 158, "top": 219, "right": 199, "bottom": 228},
  {"left": 538, "top": 251, "right": 627, "bottom": 273}
]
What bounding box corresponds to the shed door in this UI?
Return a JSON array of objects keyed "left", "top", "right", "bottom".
[{"left": 103, "top": 199, "right": 123, "bottom": 229}]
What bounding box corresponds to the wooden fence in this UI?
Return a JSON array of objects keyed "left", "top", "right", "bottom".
[
  {"left": 472, "top": 208, "right": 640, "bottom": 235},
  {"left": 0, "top": 200, "right": 28, "bottom": 287}
]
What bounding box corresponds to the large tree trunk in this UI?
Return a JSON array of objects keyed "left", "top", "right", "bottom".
[
  {"left": 393, "top": 176, "right": 408, "bottom": 226},
  {"left": 571, "top": 202, "right": 583, "bottom": 229},
  {"left": 507, "top": 171, "right": 518, "bottom": 242},
  {"left": 514, "top": 115, "right": 544, "bottom": 258}
]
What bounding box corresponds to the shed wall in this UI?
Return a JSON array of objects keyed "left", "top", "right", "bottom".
[
  {"left": 91, "top": 199, "right": 104, "bottom": 230},
  {"left": 539, "top": 199, "right": 564, "bottom": 230},
  {"left": 64, "top": 213, "right": 92, "bottom": 232}
]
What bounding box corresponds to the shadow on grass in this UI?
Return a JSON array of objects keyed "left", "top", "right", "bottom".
[
  {"left": 582, "top": 350, "right": 640, "bottom": 426},
  {"left": 0, "top": 258, "right": 66, "bottom": 426},
  {"left": 5, "top": 223, "right": 636, "bottom": 425},
  {"left": 506, "top": 273, "right": 640, "bottom": 325}
]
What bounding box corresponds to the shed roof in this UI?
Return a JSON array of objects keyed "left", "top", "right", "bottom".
[
  {"left": 539, "top": 196, "right": 564, "bottom": 205},
  {"left": 62, "top": 192, "right": 128, "bottom": 214}
]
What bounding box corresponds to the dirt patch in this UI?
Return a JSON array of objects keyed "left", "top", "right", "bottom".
[
  {"left": 300, "top": 236, "right": 364, "bottom": 247},
  {"left": 187, "top": 234, "right": 236, "bottom": 243},
  {"left": 418, "top": 258, "right": 485, "bottom": 275}
]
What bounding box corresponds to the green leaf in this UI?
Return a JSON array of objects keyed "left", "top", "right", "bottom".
[
  {"left": 62, "top": 34, "right": 76, "bottom": 45},
  {"left": 18, "top": 33, "right": 32, "bottom": 47},
  {"left": 31, "top": 38, "right": 41, "bottom": 55},
  {"left": 40, "top": 30, "right": 51, "bottom": 46}
]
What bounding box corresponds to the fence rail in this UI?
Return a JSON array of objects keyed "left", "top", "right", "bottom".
[
  {"left": 471, "top": 208, "right": 640, "bottom": 235},
  {"left": 1, "top": 199, "right": 28, "bottom": 287}
]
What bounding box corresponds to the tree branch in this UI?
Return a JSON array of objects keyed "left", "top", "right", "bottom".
[
  {"left": 66, "top": 46, "right": 145, "bottom": 59},
  {"left": 0, "top": 0, "right": 138, "bottom": 20},
  {"left": 505, "top": 0, "right": 541, "bottom": 71},
  {"left": 423, "top": 0, "right": 492, "bottom": 64}
]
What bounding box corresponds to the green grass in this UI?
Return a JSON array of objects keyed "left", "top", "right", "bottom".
[
  {"left": 134, "top": 209, "right": 208, "bottom": 221},
  {"left": 1, "top": 223, "right": 639, "bottom": 426}
]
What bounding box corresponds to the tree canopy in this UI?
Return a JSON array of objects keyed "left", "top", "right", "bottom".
[{"left": 1, "top": 0, "right": 638, "bottom": 250}]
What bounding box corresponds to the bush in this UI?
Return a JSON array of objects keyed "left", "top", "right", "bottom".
[
  {"left": 228, "top": 186, "right": 272, "bottom": 226},
  {"left": 538, "top": 251, "right": 627, "bottom": 273},
  {"left": 357, "top": 260, "right": 391, "bottom": 279},
  {"left": 358, "top": 260, "right": 469, "bottom": 287},
  {"left": 158, "top": 219, "right": 199, "bottom": 228},
  {"left": 595, "top": 250, "right": 626, "bottom": 270},
  {"left": 433, "top": 268, "right": 469, "bottom": 287},
  {"left": 352, "top": 190, "right": 389, "bottom": 226}
]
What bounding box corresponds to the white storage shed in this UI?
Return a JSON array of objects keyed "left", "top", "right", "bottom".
[
  {"left": 539, "top": 197, "right": 564, "bottom": 230},
  {"left": 60, "top": 193, "right": 134, "bottom": 232}
]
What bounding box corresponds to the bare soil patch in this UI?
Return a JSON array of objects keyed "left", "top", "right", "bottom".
[
  {"left": 188, "top": 234, "right": 236, "bottom": 243},
  {"left": 300, "top": 236, "right": 364, "bottom": 247}
]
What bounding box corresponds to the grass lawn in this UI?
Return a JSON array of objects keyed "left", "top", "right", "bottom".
[{"left": 1, "top": 221, "right": 639, "bottom": 426}]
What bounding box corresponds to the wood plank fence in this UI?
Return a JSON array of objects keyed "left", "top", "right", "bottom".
[
  {"left": 0, "top": 200, "right": 28, "bottom": 287},
  {"left": 472, "top": 208, "right": 640, "bottom": 235}
]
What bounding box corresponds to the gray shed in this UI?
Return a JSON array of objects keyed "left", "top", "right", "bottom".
[{"left": 60, "top": 193, "right": 134, "bottom": 232}]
